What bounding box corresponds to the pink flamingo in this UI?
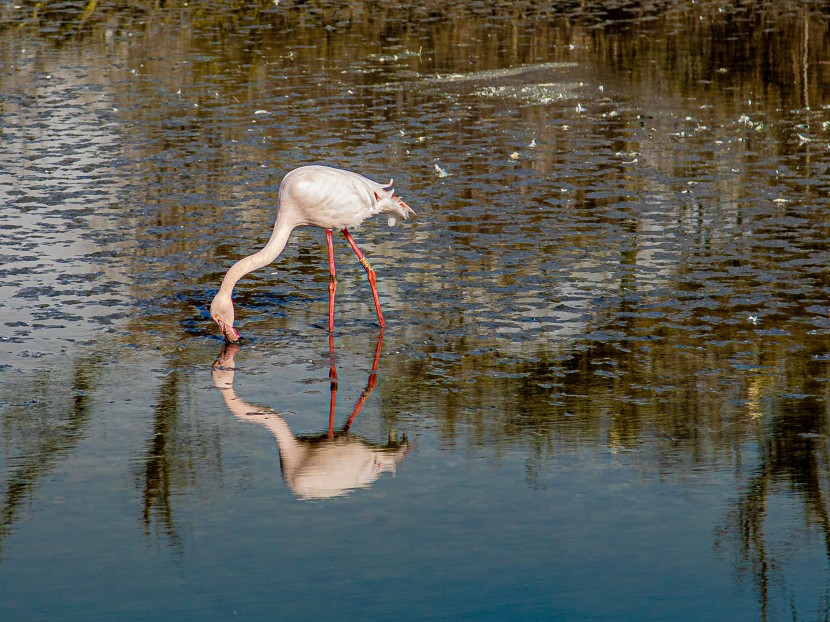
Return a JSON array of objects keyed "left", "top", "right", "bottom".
[{"left": 210, "top": 165, "right": 414, "bottom": 342}]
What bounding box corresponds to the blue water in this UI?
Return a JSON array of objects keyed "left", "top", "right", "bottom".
[{"left": 0, "top": 345, "right": 752, "bottom": 620}]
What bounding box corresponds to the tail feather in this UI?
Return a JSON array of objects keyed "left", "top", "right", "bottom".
[{"left": 375, "top": 184, "right": 415, "bottom": 220}]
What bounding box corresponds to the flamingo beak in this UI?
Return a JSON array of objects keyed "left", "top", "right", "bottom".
[
  {"left": 221, "top": 322, "right": 241, "bottom": 344},
  {"left": 213, "top": 342, "right": 240, "bottom": 367}
]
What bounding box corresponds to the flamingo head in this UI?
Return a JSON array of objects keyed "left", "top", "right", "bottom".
[{"left": 210, "top": 291, "right": 241, "bottom": 343}]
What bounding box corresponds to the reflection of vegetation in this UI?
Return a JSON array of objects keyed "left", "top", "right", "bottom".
[
  {"left": 8, "top": 0, "right": 829, "bottom": 106},
  {"left": 715, "top": 391, "right": 830, "bottom": 622},
  {"left": 378, "top": 289, "right": 830, "bottom": 616},
  {"left": 139, "top": 370, "right": 183, "bottom": 553},
  {"left": 593, "top": 2, "right": 829, "bottom": 110},
  {"left": 380, "top": 326, "right": 830, "bottom": 618},
  {"left": 0, "top": 355, "right": 101, "bottom": 560},
  {"left": 135, "top": 365, "right": 225, "bottom": 553}
]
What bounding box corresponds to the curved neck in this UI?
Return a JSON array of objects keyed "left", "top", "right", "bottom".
[
  {"left": 217, "top": 386, "right": 305, "bottom": 472},
  {"left": 219, "top": 214, "right": 296, "bottom": 297}
]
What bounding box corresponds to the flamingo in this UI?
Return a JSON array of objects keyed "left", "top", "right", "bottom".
[{"left": 210, "top": 165, "right": 414, "bottom": 342}]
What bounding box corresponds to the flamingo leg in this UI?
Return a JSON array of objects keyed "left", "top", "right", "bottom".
[
  {"left": 343, "top": 332, "right": 384, "bottom": 432},
  {"left": 341, "top": 228, "right": 386, "bottom": 329},
  {"left": 328, "top": 332, "right": 338, "bottom": 438},
  {"left": 326, "top": 229, "right": 337, "bottom": 333}
]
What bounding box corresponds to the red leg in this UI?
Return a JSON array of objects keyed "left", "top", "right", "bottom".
[
  {"left": 328, "top": 332, "right": 337, "bottom": 438},
  {"left": 326, "top": 229, "right": 337, "bottom": 333},
  {"left": 341, "top": 228, "right": 386, "bottom": 329},
  {"left": 343, "top": 332, "right": 384, "bottom": 432}
]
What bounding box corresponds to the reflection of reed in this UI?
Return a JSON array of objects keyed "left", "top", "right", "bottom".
[
  {"left": 139, "top": 371, "right": 183, "bottom": 555},
  {"left": 0, "top": 357, "right": 99, "bottom": 560},
  {"left": 212, "top": 333, "right": 409, "bottom": 500},
  {"left": 715, "top": 393, "right": 830, "bottom": 621}
]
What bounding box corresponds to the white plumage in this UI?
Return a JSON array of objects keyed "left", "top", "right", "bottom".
[{"left": 279, "top": 165, "right": 410, "bottom": 229}]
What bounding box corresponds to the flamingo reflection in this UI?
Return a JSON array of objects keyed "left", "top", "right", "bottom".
[{"left": 211, "top": 334, "right": 409, "bottom": 500}]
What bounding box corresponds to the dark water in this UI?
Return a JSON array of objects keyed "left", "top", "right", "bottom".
[{"left": 2, "top": 1, "right": 830, "bottom": 620}]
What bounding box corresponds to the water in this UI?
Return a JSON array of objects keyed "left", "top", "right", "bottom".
[{"left": 2, "top": 1, "right": 830, "bottom": 620}]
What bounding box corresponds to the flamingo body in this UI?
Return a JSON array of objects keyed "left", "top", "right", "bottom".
[
  {"left": 210, "top": 165, "right": 413, "bottom": 342},
  {"left": 280, "top": 166, "right": 407, "bottom": 229}
]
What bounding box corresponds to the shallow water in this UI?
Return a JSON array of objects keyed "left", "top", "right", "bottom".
[{"left": 1, "top": 1, "right": 830, "bottom": 620}]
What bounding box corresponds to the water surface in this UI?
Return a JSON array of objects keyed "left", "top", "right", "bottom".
[{"left": 1, "top": 1, "right": 830, "bottom": 620}]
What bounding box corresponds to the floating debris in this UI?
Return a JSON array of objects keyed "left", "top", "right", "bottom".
[
  {"left": 738, "top": 114, "right": 764, "bottom": 131},
  {"left": 473, "top": 83, "right": 581, "bottom": 104}
]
